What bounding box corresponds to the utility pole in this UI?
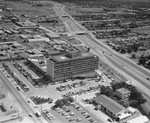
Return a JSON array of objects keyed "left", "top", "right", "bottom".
[{"left": 41, "top": 104, "right": 42, "bottom": 113}]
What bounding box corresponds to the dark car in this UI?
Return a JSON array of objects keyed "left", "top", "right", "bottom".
[
  {"left": 16, "top": 86, "right": 20, "bottom": 91},
  {"left": 29, "top": 114, "right": 32, "bottom": 117},
  {"left": 85, "top": 115, "right": 90, "bottom": 118}
]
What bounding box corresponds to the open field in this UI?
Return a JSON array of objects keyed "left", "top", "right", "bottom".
[
  {"left": 132, "top": 26, "right": 150, "bottom": 35},
  {"left": 64, "top": 6, "right": 104, "bottom": 16},
  {"left": 13, "top": 3, "right": 52, "bottom": 16}
]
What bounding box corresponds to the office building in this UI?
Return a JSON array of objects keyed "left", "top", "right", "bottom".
[{"left": 46, "top": 52, "right": 99, "bottom": 82}]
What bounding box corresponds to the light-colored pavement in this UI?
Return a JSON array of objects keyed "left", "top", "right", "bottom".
[
  {"left": 0, "top": 66, "right": 47, "bottom": 123},
  {"left": 1, "top": 2, "right": 150, "bottom": 123}
]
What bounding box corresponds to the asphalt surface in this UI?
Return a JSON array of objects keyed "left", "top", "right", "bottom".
[
  {"left": 0, "top": 67, "right": 44, "bottom": 123},
  {"left": 54, "top": 3, "right": 150, "bottom": 97}
]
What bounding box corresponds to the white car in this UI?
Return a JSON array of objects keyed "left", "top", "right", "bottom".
[{"left": 66, "top": 115, "right": 71, "bottom": 119}]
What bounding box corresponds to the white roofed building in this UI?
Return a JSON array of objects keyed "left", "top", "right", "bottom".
[{"left": 125, "top": 115, "right": 149, "bottom": 123}]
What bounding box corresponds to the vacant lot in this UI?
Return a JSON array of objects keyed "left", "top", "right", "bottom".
[
  {"left": 132, "top": 26, "right": 150, "bottom": 35},
  {"left": 13, "top": 2, "right": 54, "bottom": 16},
  {"left": 64, "top": 5, "right": 104, "bottom": 16}
]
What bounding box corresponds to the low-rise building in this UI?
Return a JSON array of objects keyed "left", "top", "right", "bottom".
[
  {"left": 95, "top": 95, "right": 130, "bottom": 121},
  {"left": 45, "top": 32, "right": 60, "bottom": 39},
  {"left": 125, "top": 115, "right": 149, "bottom": 123},
  {"left": 15, "top": 21, "right": 37, "bottom": 27},
  {"left": 116, "top": 88, "right": 131, "bottom": 100}
]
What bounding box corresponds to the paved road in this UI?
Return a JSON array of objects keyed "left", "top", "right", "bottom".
[
  {"left": 77, "top": 34, "right": 150, "bottom": 94},
  {"left": 0, "top": 69, "right": 44, "bottom": 123},
  {"left": 53, "top": 4, "right": 85, "bottom": 33},
  {"left": 54, "top": 3, "right": 150, "bottom": 97}
]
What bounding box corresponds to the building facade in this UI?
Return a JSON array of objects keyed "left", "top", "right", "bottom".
[
  {"left": 46, "top": 52, "right": 99, "bottom": 82},
  {"left": 116, "top": 88, "right": 131, "bottom": 100}
]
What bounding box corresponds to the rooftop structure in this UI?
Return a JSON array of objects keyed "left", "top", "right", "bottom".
[
  {"left": 125, "top": 115, "right": 149, "bottom": 123},
  {"left": 51, "top": 52, "right": 95, "bottom": 62},
  {"left": 95, "top": 95, "right": 128, "bottom": 119},
  {"left": 27, "top": 58, "right": 46, "bottom": 74},
  {"left": 45, "top": 32, "right": 60, "bottom": 39},
  {"left": 27, "top": 38, "right": 50, "bottom": 42},
  {"left": 15, "top": 21, "right": 37, "bottom": 27},
  {"left": 116, "top": 88, "right": 131, "bottom": 100},
  {"left": 0, "top": 4, "right": 6, "bottom": 10},
  {"left": 46, "top": 52, "right": 99, "bottom": 82}
]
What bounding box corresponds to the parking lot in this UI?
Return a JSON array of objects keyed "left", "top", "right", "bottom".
[
  {"left": 0, "top": 60, "right": 114, "bottom": 120},
  {"left": 48, "top": 102, "right": 101, "bottom": 123},
  {"left": 0, "top": 61, "right": 112, "bottom": 95}
]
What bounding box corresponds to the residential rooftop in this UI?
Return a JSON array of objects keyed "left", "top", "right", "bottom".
[
  {"left": 95, "top": 94, "right": 127, "bottom": 115},
  {"left": 116, "top": 88, "right": 130, "bottom": 94}
]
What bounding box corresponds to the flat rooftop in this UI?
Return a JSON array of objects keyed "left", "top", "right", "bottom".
[
  {"left": 116, "top": 88, "right": 130, "bottom": 94},
  {"left": 51, "top": 52, "right": 98, "bottom": 62},
  {"left": 45, "top": 32, "right": 60, "bottom": 38},
  {"left": 28, "top": 58, "right": 46, "bottom": 73},
  {"left": 16, "top": 21, "right": 37, "bottom": 27}
]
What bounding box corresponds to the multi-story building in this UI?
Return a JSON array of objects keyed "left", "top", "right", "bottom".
[
  {"left": 116, "top": 88, "right": 131, "bottom": 100},
  {"left": 46, "top": 52, "right": 99, "bottom": 82}
]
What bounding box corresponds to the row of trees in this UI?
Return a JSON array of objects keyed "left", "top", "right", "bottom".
[
  {"left": 54, "top": 97, "right": 74, "bottom": 107},
  {"left": 30, "top": 96, "right": 53, "bottom": 105}
]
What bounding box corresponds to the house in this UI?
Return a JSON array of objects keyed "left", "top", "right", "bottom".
[
  {"left": 94, "top": 95, "right": 130, "bottom": 121},
  {"left": 116, "top": 88, "right": 131, "bottom": 100}
]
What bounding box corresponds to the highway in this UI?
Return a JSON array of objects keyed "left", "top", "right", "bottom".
[
  {"left": 62, "top": 16, "right": 83, "bottom": 32},
  {"left": 54, "top": 3, "right": 150, "bottom": 96},
  {"left": 0, "top": 68, "right": 44, "bottom": 123},
  {"left": 53, "top": 4, "right": 85, "bottom": 33},
  {"left": 77, "top": 32, "right": 150, "bottom": 95}
]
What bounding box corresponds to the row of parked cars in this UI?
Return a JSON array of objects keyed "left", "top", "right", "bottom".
[
  {"left": 13, "top": 63, "right": 43, "bottom": 89},
  {"left": 56, "top": 81, "right": 87, "bottom": 92},
  {"left": 42, "top": 109, "right": 55, "bottom": 120},
  {"left": 56, "top": 106, "right": 75, "bottom": 121},
  {"left": 62, "top": 85, "right": 101, "bottom": 98},
  {"left": 71, "top": 103, "right": 98, "bottom": 123},
  {"left": 55, "top": 105, "right": 82, "bottom": 122},
  {"left": 2, "top": 63, "right": 30, "bottom": 92}
]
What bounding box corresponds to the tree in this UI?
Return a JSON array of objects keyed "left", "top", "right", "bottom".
[
  {"left": 120, "top": 48, "right": 126, "bottom": 54},
  {"left": 111, "top": 82, "right": 125, "bottom": 91},
  {"left": 103, "top": 86, "right": 114, "bottom": 97},
  {"left": 130, "top": 100, "right": 139, "bottom": 107},
  {"left": 55, "top": 99, "right": 64, "bottom": 107},
  {"left": 131, "top": 54, "right": 136, "bottom": 59},
  {"left": 67, "top": 96, "right": 74, "bottom": 103},
  {"left": 100, "top": 85, "right": 106, "bottom": 92},
  {"left": 62, "top": 98, "right": 69, "bottom": 105},
  {"left": 122, "top": 101, "right": 129, "bottom": 108}
]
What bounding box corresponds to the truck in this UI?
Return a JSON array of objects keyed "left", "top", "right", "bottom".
[{"left": 35, "top": 111, "right": 41, "bottom": 117}]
